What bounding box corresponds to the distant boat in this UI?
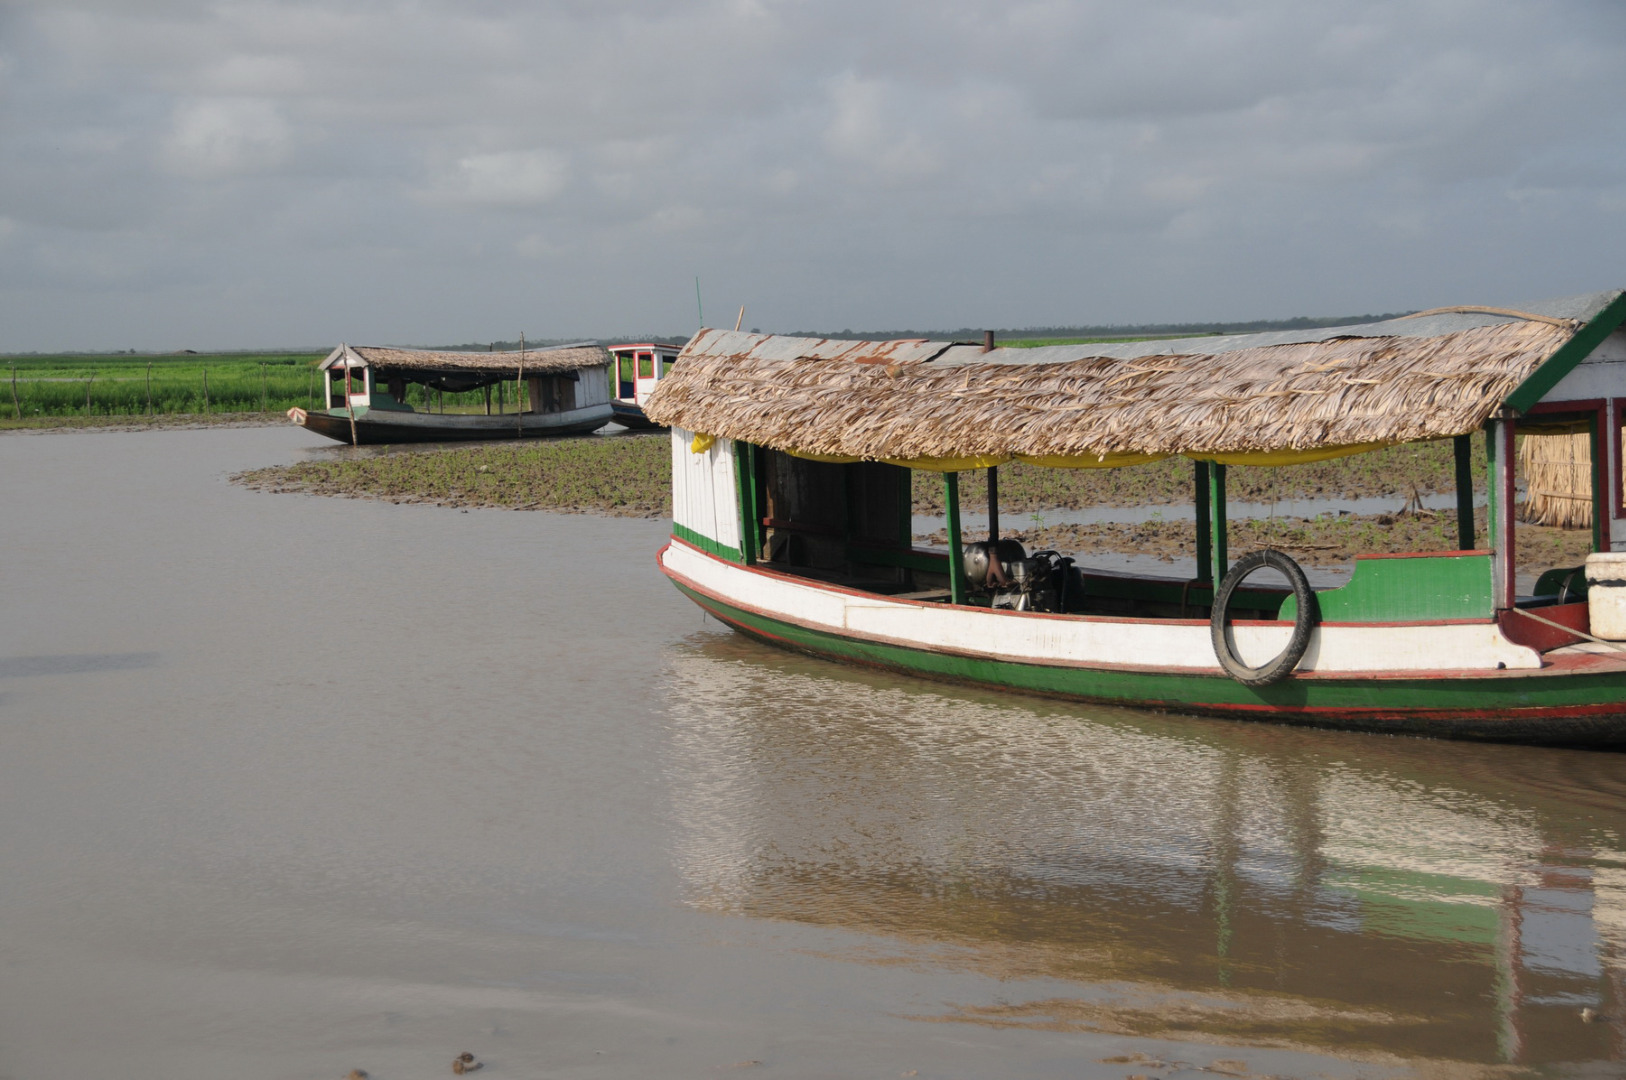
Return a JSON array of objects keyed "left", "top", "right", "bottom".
[
  {"left": 608, "top": 343, "right": 681, "bottom": 429},
  {"left": 646, "top": 291, "right": 1626, "bottom": 745},
  {"left": 288, "top": 343, "right": 613, "bottom": 445}
]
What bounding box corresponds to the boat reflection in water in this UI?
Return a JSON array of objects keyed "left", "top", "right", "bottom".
[{"left": 661, "top": 634, "right": 1626, "bottom": 1069}]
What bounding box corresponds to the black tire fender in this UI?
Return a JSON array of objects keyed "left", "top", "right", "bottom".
[{"left": 1210, "top": 550, "right": 1319, "bottom": 687}]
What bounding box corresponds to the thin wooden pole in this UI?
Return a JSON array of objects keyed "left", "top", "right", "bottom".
[
  {"left": 202, "top": 367, "right": 209, "bottom": 413},
  {"left": 1194, "top": 459, "right": 1212, "bottom": 583},
  {"left": 85, "top": 372, "right": 94, "bottom": 414},
  {"left": 1454, "top": 433, "right": 1476, "bottom": 551},
  {"left": 735, "top": 305, "right": 745, "bottom": 332},
  {"left": 146, "top": 361, "right": 153, "bottom": 415},
  {"left": 517, "top": 333, "right": 524, "bottom": 436},
  {"left": 308, "top": 366, "right": 314, "bottom": 409},
  {"left": 261, "top": 362, "right": 267, "bottom": 412},
  {"left": 986, "top": 465, "right": 999, "bottom": 542},
  {"left": 345, "top": 362, "right": 358, "bottom": 447},
  {"left": 945, "top": 471, "right": 965, "bottom": 605},
  {"left": 11, "top": 363, "right": 20, "bottom": 420}
]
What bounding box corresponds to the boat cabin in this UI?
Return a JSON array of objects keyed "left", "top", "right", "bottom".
[
  {"left": 608, "top": 343, "right": 681, "bottom": 428},
  {"left": 290, "top": 343, "right": 613, "bottom": 444},
  {"left": 644, "top": 292, "right": 1626, "bottom": 742}
]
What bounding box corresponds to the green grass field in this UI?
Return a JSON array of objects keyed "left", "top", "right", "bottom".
[{"left": 0, "top": 352, "right": 595, "bottom": 427}]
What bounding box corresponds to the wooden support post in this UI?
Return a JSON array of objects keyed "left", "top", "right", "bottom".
[
  {"left": 202, "top": 368, "right": 209, "bottom": 414},
  {"left": 516, "top": 350, "right": 525, "bottom": 437},
  {"left": 897, "top": 464, "right": 912, "bottom": 547},
  {"left": 261, "top": 362, "right": 267, "bottom": 412},
  {"left": 945, "top": 472, "right": 966, "bottom": 605},
  {"left": 1210, "top": 462, "right": 1229, "bottom": 584},
  {"left": 1194, "top": 459, "right": 1212, "bottom": 582},
  {"left": 85, "top": 373, "right": 94, "bottom": 414},
  {"left": 1454, "top": 433, "right": 1476, "bottom": 551},
  {"left": 146, "top": 362, "right": 153, "bottom": 416},
  {"left": 344, "top": 363, "right": 358, "bottom": 447},
  {"left": 11, "top": 363, "right": 20, "bottom": 420},
  {"left": 987, "top": 465, "right": 999, "bottom": 542},
  {"left": 1591, "top": 412, "right": 1605, "bottom": 554},
  {"left": 307, "top": 366, "right": 313, "bottom": 410},
  {"left": 1488, "top": 419, "right": 1515, "bottom": 608}
]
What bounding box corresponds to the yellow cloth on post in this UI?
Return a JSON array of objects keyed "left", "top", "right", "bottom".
[{"left": 689, "top": 432, "right": 716, "bottom": 454}]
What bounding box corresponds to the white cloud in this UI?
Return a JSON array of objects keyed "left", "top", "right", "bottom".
[
  {"left": 427, "top": 149, "right": 572, "bottom": 208},
  {"left": 161, "top": 98, "right": 291, "bottom": 177}
]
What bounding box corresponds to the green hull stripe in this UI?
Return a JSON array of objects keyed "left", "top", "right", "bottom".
[
  {"left": 673, "top": 523, "right": 742, "bottom": 563},
  {"left": 669, "top": 579, "right": 1626, "bottom": 727}
]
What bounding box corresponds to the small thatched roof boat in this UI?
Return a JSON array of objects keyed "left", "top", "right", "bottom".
[
  {"left": 289, "top": 343, "right": 614, "bottom": 445},
  {"left": 649, "top": 290, "right": 1626, "bottom": 745}
]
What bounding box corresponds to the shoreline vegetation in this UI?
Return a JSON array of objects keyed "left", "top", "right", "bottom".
[{"left": 232, "top": 433, "right": 1590, "bottom": 571}]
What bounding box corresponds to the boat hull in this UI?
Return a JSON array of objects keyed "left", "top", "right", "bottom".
[
  {"left": 289, "top": 405, "right": 611, "bottom": 444},
  {"left": 610, "top": 399, "right": 665, "bottom": 430},
  {"left": 659, "top": 540, "right": 1626, "bottom": 745}
]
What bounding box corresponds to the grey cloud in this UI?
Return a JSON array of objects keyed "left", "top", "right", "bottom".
[{"left": 2, "top": 0, "right": 1625, "bottom": 350}]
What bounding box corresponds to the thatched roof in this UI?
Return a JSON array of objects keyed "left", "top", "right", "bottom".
[
  {"left": 323, "top": 343, "right": 609, "bottom": 378},
  {"left": 644, "top": 292, "right": 1626, "bottom": 462}
]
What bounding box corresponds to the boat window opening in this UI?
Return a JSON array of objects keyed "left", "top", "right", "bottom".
[
  {"left": 662, "top": 356, "right": 676, "bottom": 375},
  {"left": 638, "top": 354, "right": 654, "bottom": 378},
  {"left": 1512, "top": 411, "right": 1605, "bottom": 607},
  {"left": 617, "top": 355, "right": 635, "bottom": 396}
]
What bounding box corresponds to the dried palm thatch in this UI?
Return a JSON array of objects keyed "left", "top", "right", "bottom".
[
  {"left": 1519, "top": 431, "right": 1594, "bottom": 530},
  {"left": 644, "top": 320, "right": 1575, "bottom": 460},
  {"left": 333, "top": 344, "right": 609, "bottom": 377}
]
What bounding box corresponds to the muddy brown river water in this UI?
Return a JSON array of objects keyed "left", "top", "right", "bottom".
[{"left": 3, "top": 426, "right": 1625, "bottom": 1080}]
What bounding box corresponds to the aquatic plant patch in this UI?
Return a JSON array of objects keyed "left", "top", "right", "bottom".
[{"left": 234, "top": 434, "right": 671, "bottom": 516}]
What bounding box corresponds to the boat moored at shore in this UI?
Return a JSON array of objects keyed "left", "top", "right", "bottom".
[
  {"left": 607, "top": 343, "right": 681, "bottom": 429},
  {"left": 645, "top": 291, "right": 1626, "bottom": 744},
  {"left": 289, "top": 343, "right": 613, "bottom": 445}
]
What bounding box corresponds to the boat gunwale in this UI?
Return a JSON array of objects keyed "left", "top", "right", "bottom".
[
  {"left": 664, "top": 535, "right": 1501, "bottom": 633},
  {"left": 659, "top": 539, "right": 1622, "bottom": 682}
]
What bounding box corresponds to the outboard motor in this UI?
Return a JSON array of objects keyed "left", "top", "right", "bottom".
[{"left": 961, "top": 540, "right": 1072, "bottom": 612}]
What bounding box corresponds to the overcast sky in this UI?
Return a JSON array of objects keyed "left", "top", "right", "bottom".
[{"left": 3, "top": 0, "right": 1625, "bottom": 351}]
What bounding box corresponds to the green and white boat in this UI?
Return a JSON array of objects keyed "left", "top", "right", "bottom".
[
  {"left": 289, "top": 343, "right": 613, "bottom": 445},
  {"left": 645, "top": 291, "right": 1626, "bottom": 744}
]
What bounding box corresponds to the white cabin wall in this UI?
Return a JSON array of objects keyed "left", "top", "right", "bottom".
[
  {"left": 1542, "top": 329, "right": 1626, "bottom": 400},
  {"left": 671, "top": 426, "right": 741, "bottom": 552}
]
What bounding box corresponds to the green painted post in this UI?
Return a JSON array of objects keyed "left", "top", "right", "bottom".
[
  {"left": 1210, "top": 462, "right": 1229, "bottom": 583},
  {"left": 735, "top": 441, "right": 758, "bottom": 564},
  {"left": 945, "top": 472, "right": 966, "bottom": 605},
  {"left": 1454, "top": 434, "right": 1476, "bottom": 551},
  {"left": 1194, "top": 459, "right": 1212, "bottom": 582}
]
